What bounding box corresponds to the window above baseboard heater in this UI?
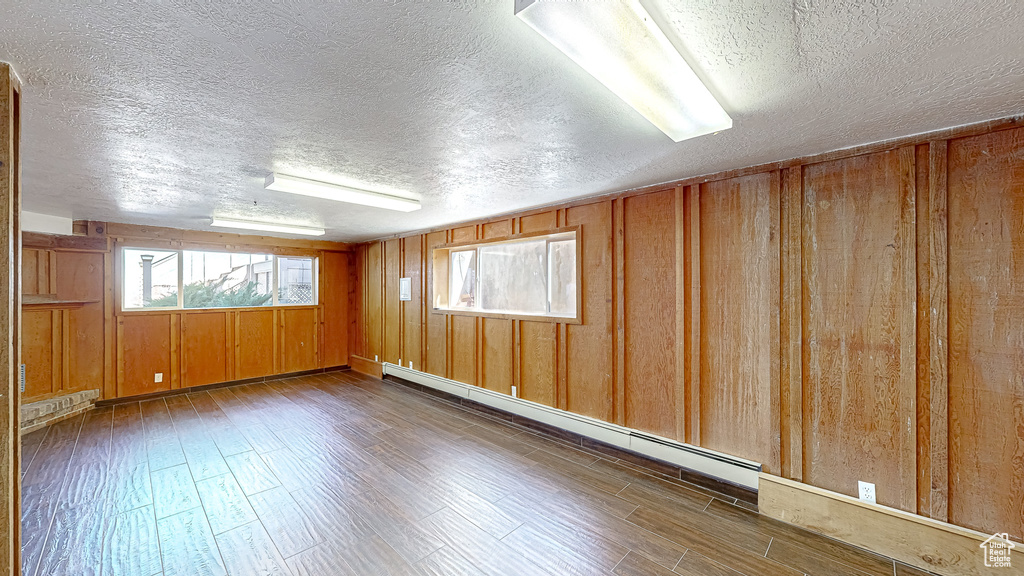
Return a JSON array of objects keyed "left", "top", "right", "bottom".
[{"left": 381, "top": 363, "right": 761, "bottom": 491}]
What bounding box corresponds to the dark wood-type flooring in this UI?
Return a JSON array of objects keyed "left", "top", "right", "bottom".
[{"left": 21, "top": 370, "right": 933, "bottom": 576}]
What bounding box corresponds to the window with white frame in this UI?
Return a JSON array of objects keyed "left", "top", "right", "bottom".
[
  {"left": 122, "top": 248, "right": 317, "bottom": 310},
  {"left": 432, "top": 231, "right": 578, "bottom": 319}
]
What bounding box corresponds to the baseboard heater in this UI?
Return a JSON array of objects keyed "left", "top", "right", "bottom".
[{"left": 381, "top": 363, "right": 761, "bottom": 491}]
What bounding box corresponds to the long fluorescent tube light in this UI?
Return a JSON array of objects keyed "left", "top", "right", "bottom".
[
  {"left": 265, "top": 173, "right": 421, "bottom": 212},
  {"left": 211, "top": 218, "right": 326, "bottom": 236},
  {"left": 514, "top": 0, "right": 732, "bottom": 142}
]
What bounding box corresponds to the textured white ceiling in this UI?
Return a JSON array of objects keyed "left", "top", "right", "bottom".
[{"left": 1, "top": 0, "right": 1022, "bottom": 242}]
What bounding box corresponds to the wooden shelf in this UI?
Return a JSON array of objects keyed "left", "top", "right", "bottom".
[{"left": 22, "top": 294, "right": 98, "bottom": 310}]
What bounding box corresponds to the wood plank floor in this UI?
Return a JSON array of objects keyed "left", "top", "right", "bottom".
[{"left": 21, "top": 371, "right": 931, "bottom": 576}]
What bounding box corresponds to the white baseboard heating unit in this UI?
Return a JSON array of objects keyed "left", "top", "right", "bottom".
[{"left": 382, "top": 363, "right": 761, "bottom": 491}]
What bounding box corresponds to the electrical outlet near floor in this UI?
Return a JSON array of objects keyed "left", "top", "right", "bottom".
[
  {"left": 511, "top": 385, "right": 518, "bottom": 398},
  {"left": 154, "top": 372, "right": 163, "bottom": 383},
  {"left": 858, "top": 481, "right": 876, "bottom": 504}
]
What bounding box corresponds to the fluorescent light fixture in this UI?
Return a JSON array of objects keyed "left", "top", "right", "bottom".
[
  {"left": 265, "top": 173, "right": 421, "bottom": 212},
  {"left": 515, "top": 0, "right": 732, "bottom": 142},
  {"left": 211, "top": 218, "right": 325, "bottom": 236}
]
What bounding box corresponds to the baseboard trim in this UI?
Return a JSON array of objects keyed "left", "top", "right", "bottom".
[
  {"left": 759, "top": 473, "right": 1023, "bottom": 576},
  {"left": 381, "top": 362, "right": 760, "bottom": 500},
  {"left": 96, "top": 365, "right": 349, "bottom": 406},
  {"left": 349, "top": 355, "right": 384, "bottom": 379}
]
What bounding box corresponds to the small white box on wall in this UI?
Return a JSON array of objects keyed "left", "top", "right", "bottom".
[{"left": 399, "top": 277, "right": 412, "bottom": 301}]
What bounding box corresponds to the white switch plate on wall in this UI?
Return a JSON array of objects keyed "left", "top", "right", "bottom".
[
  {"left": 858, "top": 481, "right": 876, "bottom": 504},
  {"left": 154, "top": 373, "right": 163, "bottom": 383}
]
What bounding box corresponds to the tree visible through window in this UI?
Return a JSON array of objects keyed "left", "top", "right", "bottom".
[{"left": 122, "top": 248, "right": 317, "bottom": 310}]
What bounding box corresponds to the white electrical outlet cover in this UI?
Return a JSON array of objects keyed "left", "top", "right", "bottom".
[
  {"left": 155, "top": 373, "right": 163, "bottom": 383},
  {"left": 858, "top": 481, "right": 876, "bottom": 504}
]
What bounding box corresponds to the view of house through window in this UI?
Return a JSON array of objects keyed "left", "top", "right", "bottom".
[
  {"left": 123, "top": 249, "right": 179, "bottom": 309},
  {"left": 434, "top": 231, "right": 577, "bottom": 319},
  {"left": 122, "top": 248, "right": 316, "bottom": 309}
]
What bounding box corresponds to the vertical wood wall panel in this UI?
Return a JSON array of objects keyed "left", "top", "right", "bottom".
[
  {"left": 947, "top": 127, "right": 1024, "bottom": 541},
  {"left": 479, "top": 219, "right": 513, "bottom": 394},
  {"left": 682, "top": 185, "right": 700, "bottom": 445},
  {"left": 519, "top": 321, "right": 556, "bottom": 406},
  {"left": 237, "top": 309, "right": 275, "bottom": 380},
  {"left": 182, "top": 312, "right": 228, "bottom": 388},
  {"left": 482, "top": 319, "right": 512, "bottom": 394},
  {"left": 698, "top": 173, "right": 782, "bottom": 473},
  {"left": 57, "top": 251, "right": 105, "bottom": 394},
  {"left": 383, "top": 239, "right": 401, "bottom": 364},
  {"left": 926, "top": 141, "right": 950, "bottom": 522},
  {"left": 402, "top": 238, "right": 423, "bottom": 370},
  {"left": 517, "top": 211, "right": 558, "bottom": 407},
  {"left": 622, "top": 191, "right": 678, "bottom": 439},
  {"left": 451, "top": 315, "right": 477, "bottom": 386},
  {"left": 120, "top": 314, "right": 172, "bottom": 397},
  {"left": 565, "top": 201, "right": 614, "bottom": 421},
  {"left": 915, "top": 143, "right": 933, "bottom": 517},
  {"left": 364, "top": 242, "right": 383, "bottom": 362},
  {"left": 801, "top": 149, "right": 917, "bottom": 511},
  {"left": 780, "top": 166, "right": 804, "bottom": 480},
  {"left": 322, "top": 251, "right": 351, "bottom": 368},
  {"left": 424, "top": 231, "right": 448, "bottom": 377},
  {"left": 282, "top": 308, "right": 317, "bottom": 373},
  {"left": 22, "top": 310, "right": 55, "bottom": 398}
]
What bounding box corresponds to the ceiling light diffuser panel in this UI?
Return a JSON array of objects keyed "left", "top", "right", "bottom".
[
  {"left": 211, "top": 218, "right": 326, "bottom": 236},
  {"left": 265, "top": 173, "right": 421, "bottom": 212},
  {"left": 515, "top": 0, "right": 732, "bottom": 142}
]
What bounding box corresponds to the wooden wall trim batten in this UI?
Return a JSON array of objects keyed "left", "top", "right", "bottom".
[
  {"left": 682, "top": 185, "right": 700, "bottom": 445},
  {"left": 767, "top": 171, "right": 783, "bottom": 475},
  {"left": 927, "top": 139, "right": 950, "bottom": 522},
  {"left": 97, "top": 221, "right": 352, "bottom": 253},
  {"left": 898, "top": 144, "right": 920, "bottom": 511},
  {"left": 673, "top": 186, "right": 687, "bottom": 443},
  {"left": 779, "top": 166, "right": 803, "bottom": 481},
  {"left": 612, "top": 198, "right": 626, "bottom": 426}
]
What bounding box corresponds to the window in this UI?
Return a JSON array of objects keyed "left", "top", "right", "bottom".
[
  {"left": 123, "top": 249, "right": 179, "bottom": 308},
  {"left": 122, "top": 248, "right": 317, "bottom": 310},
  {"left": 432, "top": 231, "right": 578, "bottom": 320},
  {"left": 183, "top": 250, "right": 273, "bottom": 308},
  {"left": 277, "top": 256, "right": 315, "bottom": 305}
]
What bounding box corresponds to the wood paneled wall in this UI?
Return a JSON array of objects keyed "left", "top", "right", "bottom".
[
  {"left": 354, "top": 120, "right": 1024, "bottom": 541},
  {"left": 21, "top": 223, "right": 354, "bottom": 403}
]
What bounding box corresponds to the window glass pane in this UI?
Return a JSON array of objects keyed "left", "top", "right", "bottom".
[
  {"left": 182, "top": 250, "right": 273, "bottom": 309},
  {"left": 123, "top": 249, "right": 179, "bottom": 308},
  {"left": 278, "top": 257, "right": 316, "bottom": 305},
  {"left": 548, "top": 239, "right": 577, "bottom": 316},
  {"left": 449, "top": 250, "right": 476, "bottom": 308},
  {"left": 479, "top": 239, "right": 547, "bottom": 314}
]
